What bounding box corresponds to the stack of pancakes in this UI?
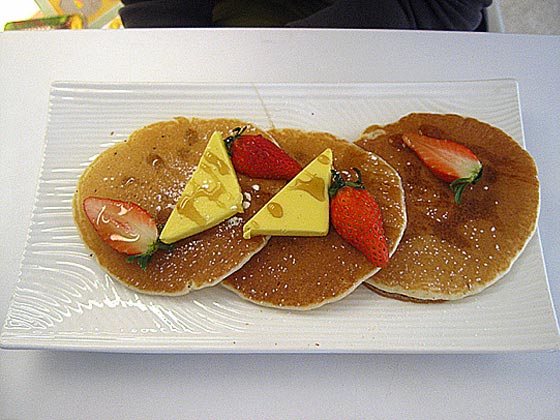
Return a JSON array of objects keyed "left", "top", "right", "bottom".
[{"left": 73, "top": 113, "right": 539, "bottom": 308}]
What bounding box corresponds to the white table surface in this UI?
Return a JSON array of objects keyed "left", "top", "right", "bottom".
[{"left": 1, "top": 28, "right": 559, "bottom": 419}]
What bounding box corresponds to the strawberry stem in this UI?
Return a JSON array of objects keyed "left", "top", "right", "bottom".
[
  {"left": 126, "top": 240, "right": 174, "bottom": 271},
  {"left": 450, "top": 166, "right": 483, "bottom": 204},
  {"left": 329, "top": 168, "right": 365, "bottom": 198},
  {"left": 224, "top": 126, "right": 247, "bottom": 156}
]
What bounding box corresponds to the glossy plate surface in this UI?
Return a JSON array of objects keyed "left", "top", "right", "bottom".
[{"left": 2, "top": 80, "right": 559, "bottom": 353}]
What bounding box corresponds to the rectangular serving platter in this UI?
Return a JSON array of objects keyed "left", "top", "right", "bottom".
[{"left": 2, "top": 80, "right": 559, "bottom": 353}]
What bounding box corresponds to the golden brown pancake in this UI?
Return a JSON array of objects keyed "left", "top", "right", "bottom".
[
  {"left": 73, "top": 117, "right": 284, "bottom": 295},
  {"left": 355, "top": 113, "right": 540, "bottom": 301},
  {"left": 221, "top": 129, "right": 407, "bottom": 310}
]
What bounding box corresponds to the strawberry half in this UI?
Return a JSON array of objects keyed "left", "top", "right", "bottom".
[
  {"left": 402, "top": 132, "right": 483, "bottom": 204},
  {"left": 329, "top": 168, "right": 389, "bottom": 268},
  {"left": 224, "top": 126, "right": 302, "bottom": 180},
  {"left": 83, "top": 196, "right": 172, "bottom": 270}
]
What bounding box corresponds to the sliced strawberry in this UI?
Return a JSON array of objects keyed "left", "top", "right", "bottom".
[
  {"left": 402, "top": 132, "right": 483, "bottom": 204},
  {"left": 83, "top": 197, "right": 172, "bottom": 270},
  {"left": 224, "top": 126, "right": 302, "bottom": 180}
]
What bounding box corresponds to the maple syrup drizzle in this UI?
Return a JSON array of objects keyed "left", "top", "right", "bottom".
[
  {"left": 267, "top": 202, "right": 284, "bottom": 218},
  {"left": 176, "top": 156, "right": 234, "bottom": 225},
  {"left": 204, "top": 150, "right": 230, "bottom": 175},
  {"left": 291, "top": 173, "right": 326, "bottom": 202}
]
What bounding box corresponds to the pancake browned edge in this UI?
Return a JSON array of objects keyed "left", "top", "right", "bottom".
[
  {"left": 73, "top": 117, "right": 285, "bottom": 296},
  {"left": 221, "top": 129, "right": 407, "bottom": 310},
  {"left": 355, "top": 113, "right": 540, "bottom": 301}
]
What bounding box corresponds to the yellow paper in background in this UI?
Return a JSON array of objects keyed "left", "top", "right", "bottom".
[{"left": 35, "top": 0, "right": 122, "bottom": 28}]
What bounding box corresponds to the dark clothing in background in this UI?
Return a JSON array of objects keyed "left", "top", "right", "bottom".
[{"left": 119, "top": 0, "right": 492, "bottom": 31}]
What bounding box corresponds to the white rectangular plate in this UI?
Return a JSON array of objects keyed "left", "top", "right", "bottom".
[{"left": 2, "top": 80, "right": 559, "bottom": 353}]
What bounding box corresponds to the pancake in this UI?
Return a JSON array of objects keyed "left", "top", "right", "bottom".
[
  {"left": 73, "top": 117, "right": 284, "bottom": 295},
  {"left": 355, "top": 113, "right": 540, "bottom": 301},
  {"left": 221, "top": 129, "right": 407, "bottom": 310}
]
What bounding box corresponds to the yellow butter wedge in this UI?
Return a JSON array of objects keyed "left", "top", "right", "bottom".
[
  {"left": 243, "top": 148, "right": 333, "bottom": 239},
  {"left": 160, "top": 131, "right": 243, "bottom": 244}
]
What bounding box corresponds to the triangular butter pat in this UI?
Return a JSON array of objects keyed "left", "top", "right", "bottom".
[
  {"left": 160, "top": 131, "right": 243, "bottom": 244},
  {"left": 243, "top": 148, "right": 333, "bottom": 239}
]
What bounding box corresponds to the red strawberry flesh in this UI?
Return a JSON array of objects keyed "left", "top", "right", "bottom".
[
  {"left": 402, "top": 132, "right": 483, "bottom": 203},
  {"left": 329, "top": 169, "right": 389, "bottom": 267},
  {"left": 83, "top": 196, "right": 158, "bottom": 256},
  {"left": 225, "top": 129, "right": 302, "bottom": 180}
]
